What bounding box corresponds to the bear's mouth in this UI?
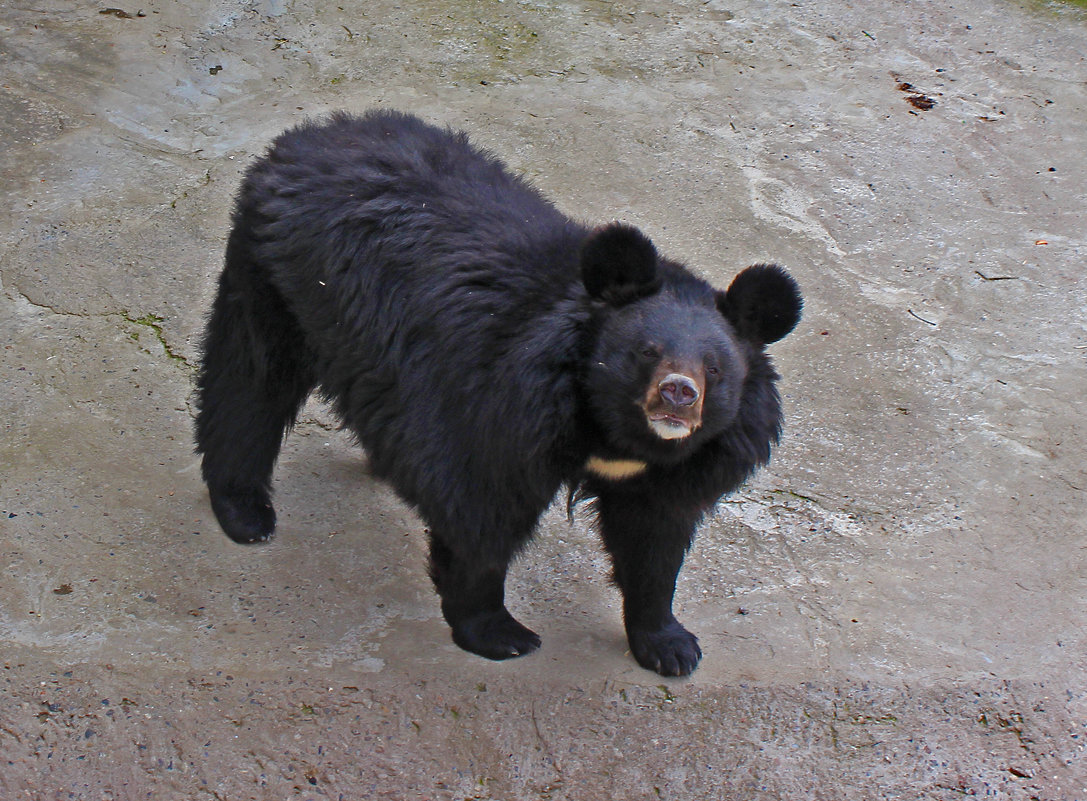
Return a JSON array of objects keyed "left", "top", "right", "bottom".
[{"left": 646, "top": 411, "right": 698, "bottom": 440}]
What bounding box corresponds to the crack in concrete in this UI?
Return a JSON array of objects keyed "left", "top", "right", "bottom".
[
  {"left": 7, "top": 287, "right": 91, "bottom": 320},
  {"left": 119, "top": 311, "right": 194, "bottom": 371},
  {"left": 5, "top": 287, "right": 195, "bottom": 372},
  {"left": 528, "top": 699, "right": 565, "bottom": 794}
]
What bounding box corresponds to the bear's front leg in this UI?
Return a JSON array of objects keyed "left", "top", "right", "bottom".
[
  {"left": 594, "top": 488, "right": 704, "bottom": 676},
  {"left": 427, "top": 533, "right": 541, "bottom": 660}
]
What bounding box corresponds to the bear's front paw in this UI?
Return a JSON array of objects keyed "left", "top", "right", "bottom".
[
  {"left": 628, "top": 621, "right": 702, "bottom": 677},
  {"left": 450, "top": 608, "right": 541, "bottom": 661},
  {"left": 209, "top": 487, "right": 276, "bottom": 544}
]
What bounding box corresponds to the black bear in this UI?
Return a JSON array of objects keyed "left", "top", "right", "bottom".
[{"left": 195, "top": 110, "right": 801, "bottom": 676}]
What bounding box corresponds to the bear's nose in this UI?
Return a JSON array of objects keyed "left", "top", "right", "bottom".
[{"left": 659, "top": 374, "right": 700, "bottom": 407}]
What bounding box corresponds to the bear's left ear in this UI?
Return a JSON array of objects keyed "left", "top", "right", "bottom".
[
  {"left": 580, "top": 223, "right": 662, "bottom": 306},
  {"left": 716, "top": 264, "right": 802, "bottom": 344}
]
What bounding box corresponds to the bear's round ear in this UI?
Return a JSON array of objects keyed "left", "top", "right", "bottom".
[
  {"left": 716, "top": 264, "right": 803, "bottom": 344},
  {"left": 580, "top": 223, "right": 662, "bottom": 306}
]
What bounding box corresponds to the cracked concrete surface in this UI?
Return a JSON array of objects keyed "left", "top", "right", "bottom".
[{"left": 2, "top": 0, "right": 1086, "bottom": 798}]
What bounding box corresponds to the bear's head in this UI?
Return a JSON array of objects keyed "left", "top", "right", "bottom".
[{"left": 581, "top": 223, "right": 802, "bottom": 464}]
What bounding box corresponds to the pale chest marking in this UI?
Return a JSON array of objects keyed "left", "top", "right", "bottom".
[{"left": 584, "top": 455, "right": 648, "bottom": 481}]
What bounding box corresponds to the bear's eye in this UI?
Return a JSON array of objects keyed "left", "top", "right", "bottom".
[
  {"left": 706, "top": 363, "right": 721, "bottom": 378},
  {"left": 638, "top": 345, "right": 659, "bottom": 361}
]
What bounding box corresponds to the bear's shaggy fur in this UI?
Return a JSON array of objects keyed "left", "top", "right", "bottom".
[{"left": 195, "top": 110, "right": 802, "bottom": 676}]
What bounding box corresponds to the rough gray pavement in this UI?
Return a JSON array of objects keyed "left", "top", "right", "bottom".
[{"left": 2, "top": 1, "right": 1086, "bottom": 798}]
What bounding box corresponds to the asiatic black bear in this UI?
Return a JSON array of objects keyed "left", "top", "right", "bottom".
[{"left": 195, "top": 110, "right": 802, "bottom": 676}]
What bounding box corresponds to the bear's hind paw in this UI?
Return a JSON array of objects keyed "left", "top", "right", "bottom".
[{"left": 209, "top": 487, "right": 276, "bottom": 544}]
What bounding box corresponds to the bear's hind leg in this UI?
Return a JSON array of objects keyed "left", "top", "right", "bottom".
[
  {"left": 428, "top": 533, "right": 541, "bottom": 660},
  {"left": 195, "top": 233, "right": 315, "bottom": 544}
]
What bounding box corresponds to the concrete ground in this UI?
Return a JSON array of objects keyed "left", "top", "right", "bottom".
[{"left": 2, "top": 0, "right": 1086, "bottom": 797}]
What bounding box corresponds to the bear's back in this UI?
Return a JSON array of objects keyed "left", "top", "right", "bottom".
[{"left": 239, "top": 111, "right": 585, "bottom": 341}]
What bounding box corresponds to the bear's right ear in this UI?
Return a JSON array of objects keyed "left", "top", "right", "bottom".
[{"left": 580, "top": 223, "right": 662, "bottom": 306}]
